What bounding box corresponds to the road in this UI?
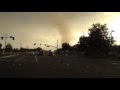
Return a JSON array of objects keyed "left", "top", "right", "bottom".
[{"left": 0, "top": 52, "right": 120, "bottom": 78}]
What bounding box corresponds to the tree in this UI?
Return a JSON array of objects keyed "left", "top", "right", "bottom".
[
  {"left": 0, "top": 43, "right": 2, "bottom": 49},
  {"left": 62, "top": 42, "right": 71, "bottom": 51},
  {"left": 6, "top": 43, "right": 13, "bottom": 51},
  {"left": 35, "top": 47, "right": 42, "bottom": 51},
  {"left": 13, "top": 48, "right": 19, "bottom": 52},
  {"left": 78, "top": 23, "right": 115, "bottom": 57},
  {"left": 88, "top": 23, "right": 115, "bottom": 56},
  {"left": 20, "top": 47, "right": 27, "bottom": 52},
  {"left": 0, "top": 43, "right": 2, "bottom": 52},
  {"left": 72, "top": 44, "right": 80, "bottom": 52},
  {"left": 78, "top": 36, "right": 89, "bottom": 52}
]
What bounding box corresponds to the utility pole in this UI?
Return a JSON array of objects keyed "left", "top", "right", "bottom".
[
  {"left": 5, "top": 34, "right": 7, "bottom": 49},
  {"left": 110, "top": 30, "right": 115, "bottom": 45},
  {"left": 20, "top": 43, "right": 22, "bottom": 49},
  {"left": 57, "top": 40, "right": 58, "bottom": 50}
]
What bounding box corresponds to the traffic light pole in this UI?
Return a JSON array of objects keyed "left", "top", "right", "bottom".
[
  {"left": 34, "top": 42, "right": 58, "bottom": 49},
  {"left": 0, "top": 34, "right": 15, "bottom": 49},
  {"left": 5, "top": 34, "right": 7, "bottom": 49},
  {"left": 57, "top": 40, "right": 58, "bottom": 50}
]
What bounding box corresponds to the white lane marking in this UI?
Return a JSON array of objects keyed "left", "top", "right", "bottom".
[
  {"left": 33, "top": 52, "right": 35, "bottom": 55},
  {"left": 15, "top": 56, "right": 24, "bottom": 62},
  {"left": 0, "top": 54, "right": 20, "bottom": 59},
  {"left": 35, "top": 55, "right": 38, "bottom": 63}
]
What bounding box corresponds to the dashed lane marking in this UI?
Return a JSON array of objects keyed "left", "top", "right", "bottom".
[{"left": 0, "top": 54, "right": 20, "bottom": 59}]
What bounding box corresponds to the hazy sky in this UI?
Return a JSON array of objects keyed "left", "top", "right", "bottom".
[{"left": 0, "top": 12, "right": 120, "bottom": 50}]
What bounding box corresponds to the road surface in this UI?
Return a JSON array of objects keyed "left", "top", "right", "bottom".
[{"left": 0, "top": 52, "right": 120, "bottom": 78}]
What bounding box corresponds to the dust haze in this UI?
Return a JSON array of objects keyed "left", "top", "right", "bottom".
[{"left": 51, "top": 12, "right": 74, "bottom": 44}]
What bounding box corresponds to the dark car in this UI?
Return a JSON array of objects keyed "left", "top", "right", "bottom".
[{"left": 48, "top": 50, "right": 54, "bottom": 56}]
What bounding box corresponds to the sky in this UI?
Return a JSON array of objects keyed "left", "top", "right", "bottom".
[{"left": 0, "top": 12, "right": 120, "bottom": 50}]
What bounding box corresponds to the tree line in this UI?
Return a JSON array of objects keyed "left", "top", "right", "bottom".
[
  {"left": 59, "top": 23, "right": 117, "bottom": 58},
  {"left": 0, "top": 23, "right": 118, "bottom": 58}
]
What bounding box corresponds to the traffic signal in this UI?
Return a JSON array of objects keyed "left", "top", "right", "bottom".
[
  {"left": 1, "top": 36, "right": 3, "bottom": 40},
  {"left": 47, "top": 45, "right": 50, "bottom": 47},
  {"left": 34, "top": 43, "right": 36, "bottom": 46},
  {"left": 13, "top": 37, "right": 15, "bottom": 40},
  {"left": 10, "top": 36, "right": 13, "bottom": 38}
]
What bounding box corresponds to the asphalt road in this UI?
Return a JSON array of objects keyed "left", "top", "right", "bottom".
[{"left": 0, "top": 52, "right": 120, "bottom": 78}]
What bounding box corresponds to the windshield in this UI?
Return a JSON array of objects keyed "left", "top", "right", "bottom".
[{"left": 0, "top": 12, "right": 120, "bottom": 78}]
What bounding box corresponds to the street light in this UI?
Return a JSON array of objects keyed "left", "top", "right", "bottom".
[
  {"left": 110, "top": 30, "right": 115, "bottom": 45},
  {"left": 111, "top": 30, "right": 115, "bottom": 35}
]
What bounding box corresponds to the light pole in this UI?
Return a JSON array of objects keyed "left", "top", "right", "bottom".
[
  {"left": 111, "top": 30, "right": 114, "bottom": 36},
  {"left": 57, "top": 40, "right": 58, "bottom": 50},
  {"left": 0, "top": 34, "right": 15, "bottom": 49},
  {"left": 5, "top": 34, "right": 7, "bottom": 49},
  {"left": 20, "top": 43, "right": 22, "bottom": 49},
  {"left": 110, "top": 30, "right": 115, "bottom": 45}
]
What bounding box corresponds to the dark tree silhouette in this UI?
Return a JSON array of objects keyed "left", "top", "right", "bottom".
[
  {"left": 6, "top": 43, "right": 13, "bottom": 51},
  {"left": 62, "top": 42, "right": 71, "bottom": 51},
  {"left": 13, "top": 48, "right": 19, "bottom": 52},
  {"left": 88, "top": 23, "right": 115, "bottom": 56},
  {"left": 35, "top": 47, "right": 42, "bottom": 51},
  {"left": 0, "top": 43, "right": 2, "bottom": 52},
  {"left": 0, "top": 43, "right": 2, "bottom": 49},
  {"left": 20, "top": 48, "right": 27, "bottom": 52},
  {"left": 78, "top": 36, "right": 89, "bottom": 52},
  {"left": 78, "top": 23, "right": 115, "bottom": 57},
  {"left": 72, "top": 44, "right": 80, "bottom": 52},
  {"left": 88, "top": 23, "right": 114, "bottom": 56}
]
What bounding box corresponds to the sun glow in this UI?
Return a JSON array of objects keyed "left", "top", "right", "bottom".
[{"left": 108, "top": 16, "right": 120, "bottom": 45}]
